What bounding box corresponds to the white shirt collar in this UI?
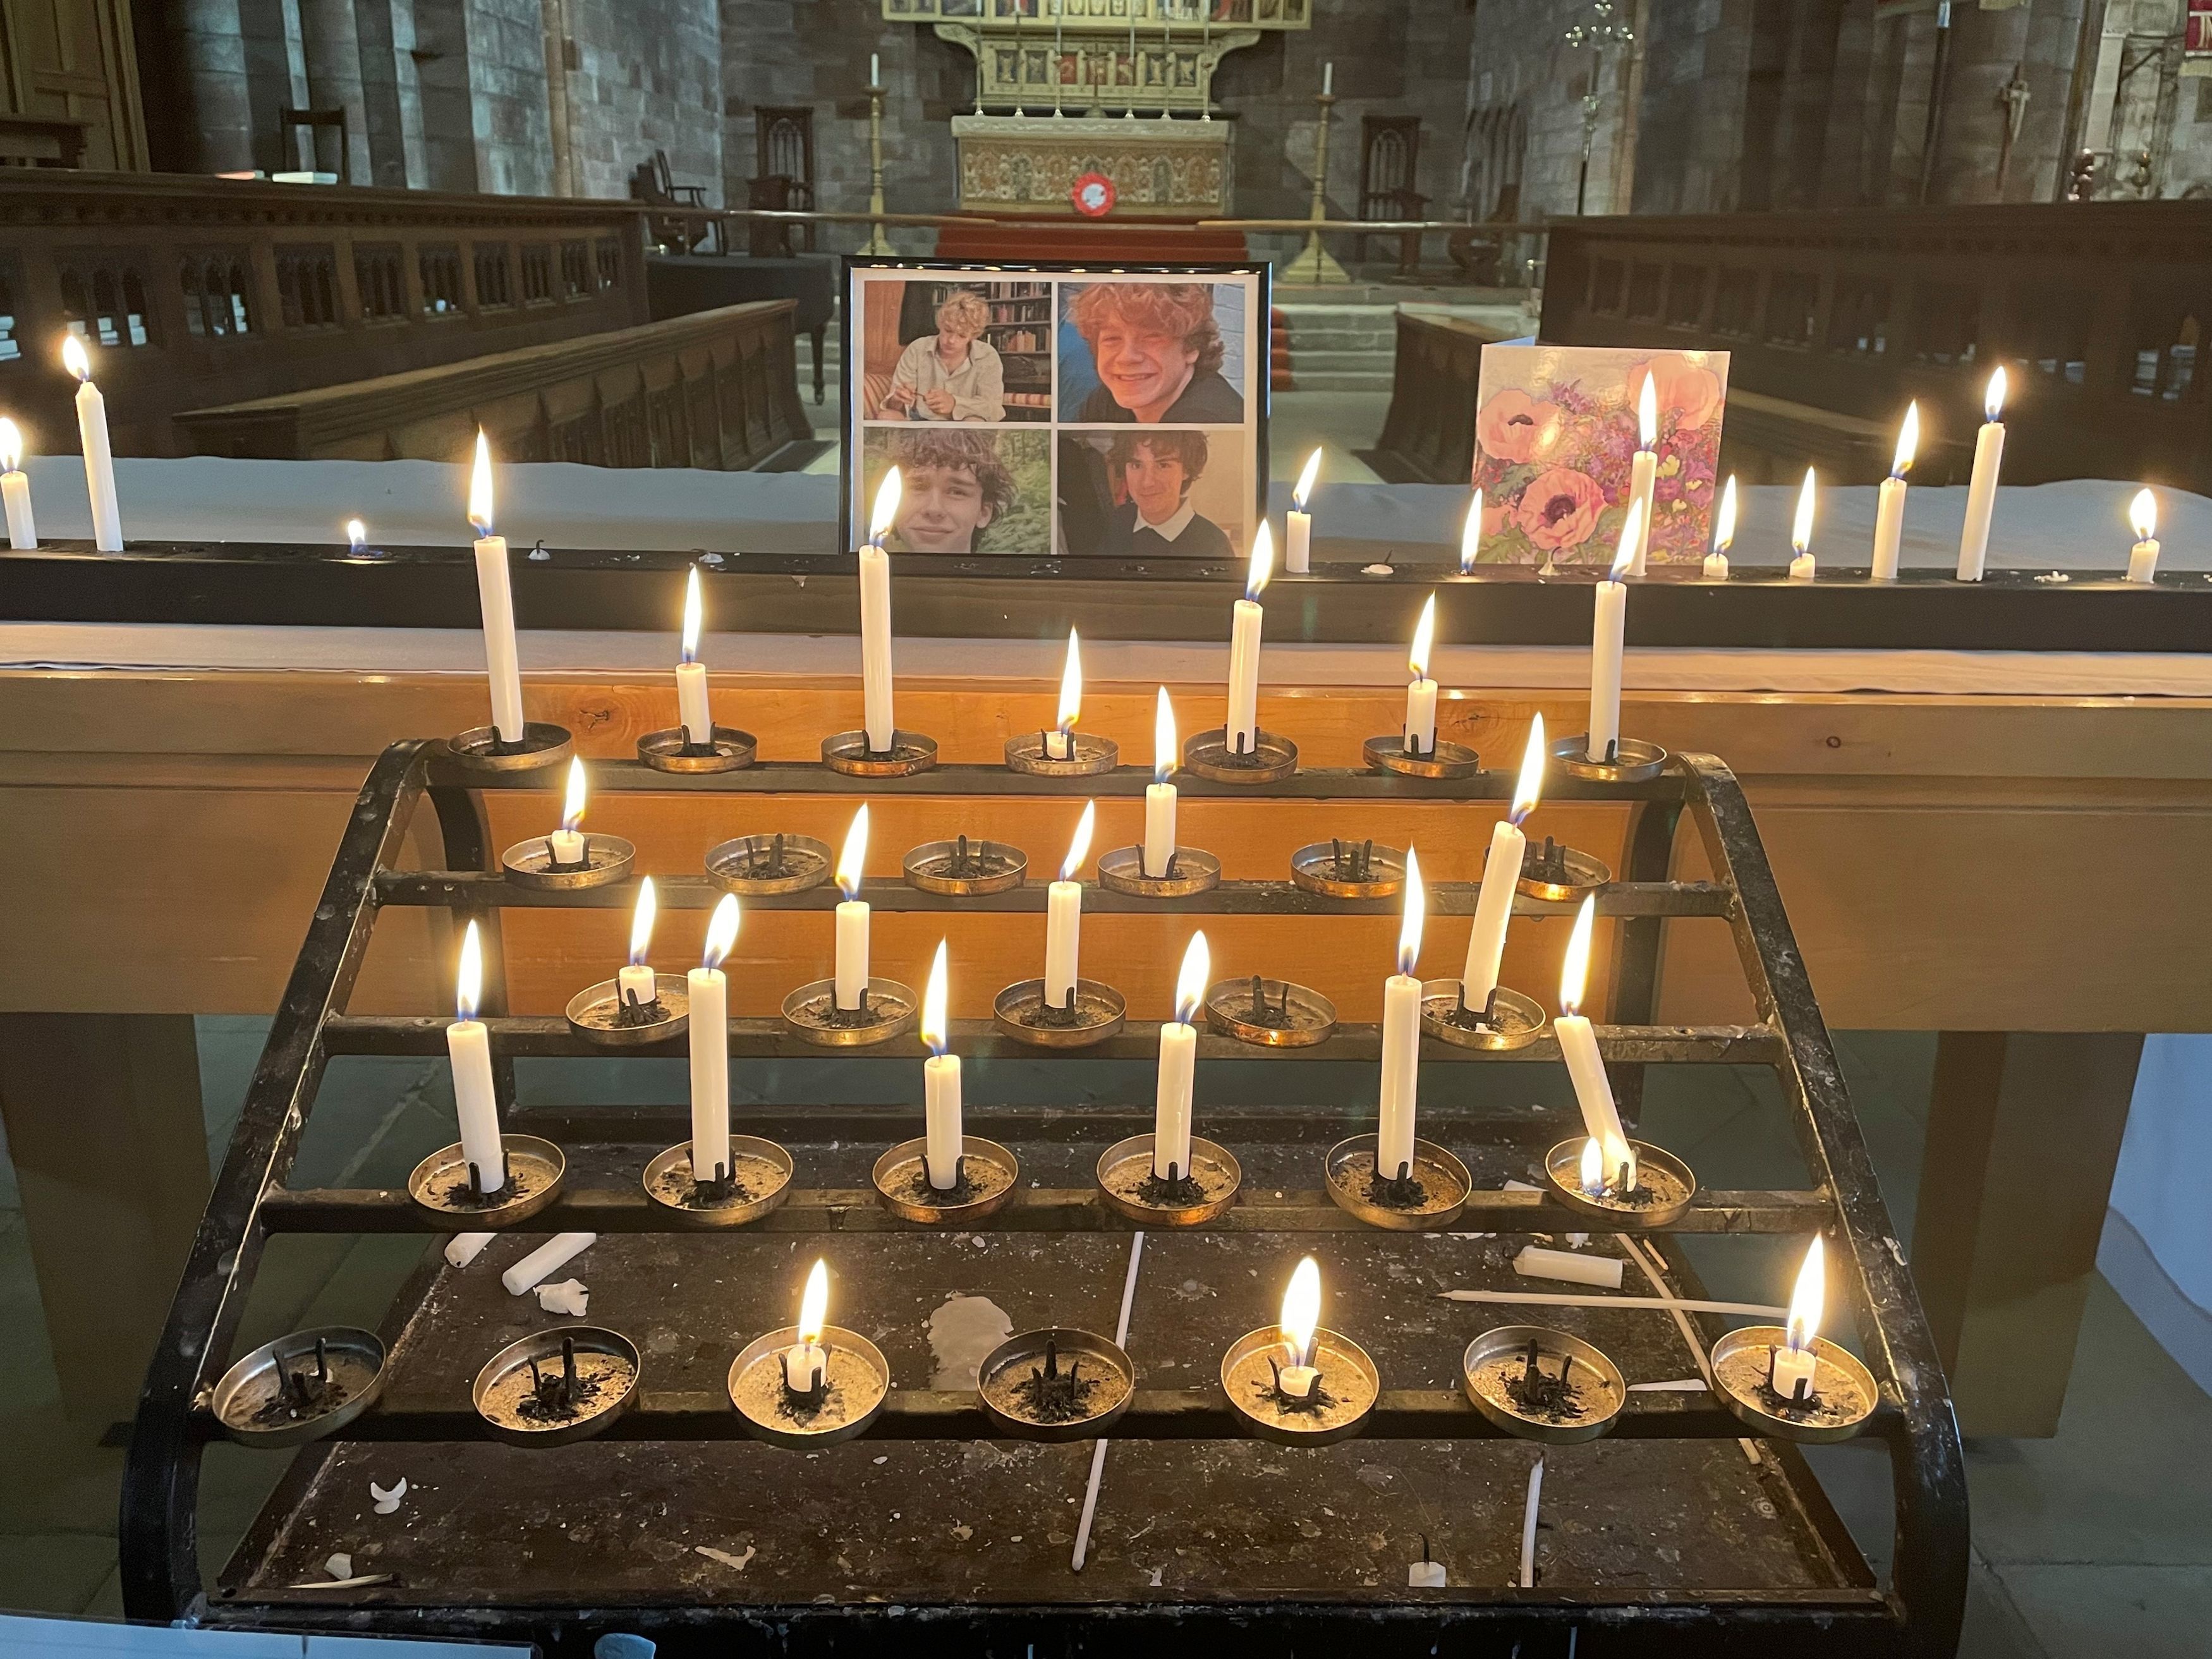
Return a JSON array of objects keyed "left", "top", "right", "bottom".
[{"left": 1134, "top": 496, "right": 1198, "bottom": 540}]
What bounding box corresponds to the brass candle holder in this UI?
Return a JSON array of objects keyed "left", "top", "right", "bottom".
[
  {"left": 1182, "top": 726, "right": 1297, "bottom": 784},
  {"left": 212, "top": 1327, "right": 387, "bottom": 1447},
  {"left": 727, "top": 1323, "right": 890, "bottom": 1447},
  {"left": 1323, "top": 1133, "right": 1472, "bottom": 1230},
  {"left": 782, "top": 976, "right": 919, "bottom": 1047},
  {"left": 1419, "top": 979, "right": 1547, "bottom": 1052},
  {"left": 903, "top": 835, "right": 1028, "bottom": 896},
  {"left": 636, "top": 724, "right": 757, "bottom": 774},
  {"left": 473, "top": 1326, "right": 640, "bottom": 1447},
  {"left": 1004, "top": 728, "right": 1118, "bottom": 776},
  {"left": 1220, "top": 1325, "right": 1380, "bottom": 1445},
  {"left": 1516, "top": 835, "right": 1612, "bottom": 902},
  {"left": 501, "top": 832, "right": 636, "bottom": 890},
  {"left": 1552, "top": 733, "right": 1668, "bottom": 784},
  {"left": 565, "top": 972, "right": 688, "bottom": 1047},
  {"left": 1461, "top": 1325, "right": 1626, "bottom": 1445},
  {"left": 1290, "top": 837, "right": 1408, "bottom": 899},
  {"left": 992, "top": 978, "right": 1126, "bottom": 1047},
  {"left": 821, "top": 729, "right": 939, "bottom": 777},
  {"left": 705, "top": 832, "right": 832, "bottom": 896},
  {"left": 1095, "top": 843, "right": 1222, "bottom": 897},
  {"left": 442, "top": 722, "right": 573, "bottom": 774},
  {"left": 642, "top": 1134, "right": 794, "bottom": 1228},
  {"left": 406, "top": 1134, "right": 565, "bottom": 1227},
  {"left": 1205, "top": 975, "right": 1338, "bottom": 1047},
  {"left": 1542, "top": 1136, "right": 1698, "bottom": 1229},
  {"left": 977, "top": 1327, "right": 1135, "bottom": 1442},
  {"left": 1362, "top": 732, "right": 1481, "bottom": 779},
  {"left": 872, "top": 1134, "right": 1019, "bottom": 1224},
  {"left": 1095, "top": 1133, "right": 1243, "bottom": 1225},
  {"left": 1710, "top": 1328, "right": 1878, "bottom": 1443}
]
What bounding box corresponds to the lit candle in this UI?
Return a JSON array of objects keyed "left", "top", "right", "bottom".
[
  {"left": 689, "top": 894, "right": 740, "bottom": 1181},
  {"left": 1579, "top": 1135, "right": 1605, "bottom": 1196},
  {"left": 677, "top": 565, "right": 713, "bottom": 745},
  {"left": 1046, "top": 628, "right": 1082, "bottom": 758},
  {"left": 1789, "top": 467, "right": 1818, "bottom": 581},
  {"left": 619, "top": 876, "right": 658, "bottom": 1009},
  {"left": 446, "top": 920, "right": 505, "bottom": 1191},
  {"left": 1459, "top": 715, "right": 1545, "bottom": 1013},
  {"left": 921, "top": 939, "right": 961, "bottom": 1189},
  {"left": 1143, "top": 686, "right": 1179, "bottom": 878},
  {"left": 1224, "top": 523, "right": 1273, "bottom": 755},
  {"left": 546, "top": 757, "right": 588, "bottom": 868},
  {"left": 1045, "top": 801, "right": 1095, "bottom": 1009},
  {"left": 833, "top": 803, "right": 871, "bottom": 1012},
  {"left": 466, "top": 431, "right": 525, "bottom": 743},
  {"left": 1768, "top": 1236, "right": 1825, "bottom": 1402},
  {"left": 1284, "top": 446, "right": 1322, "bottom": 574},
  {"left": 1461, "top": 487, "right": 1483, "bottom": 573},
  {"left": 1554, "top": 895, "right": 1634, "bottom": 1190},
  {"left": 1957, "top": 368, "right": 2007, "bottom": 581},
  {"left": 1277, "top": 1256, "right": 1323, "bottom": 1401},
  {"left": 2127, "top": 488, "right": 2160, "bottom": 584},
  {"left": 1376, "top": 848, "right": 1426, "bottom": 1184},
  {"left": 1626, "top": 370, "right": 1657, "bottom": 576},
  {"left": 784, "top": 1259, "right": 830, "bottom": 1394},
  {"left": 860, "top": 467, "right": 901, "bottom": 752},
  {"left": 0, "top": 418, "right": 35, "bottom": 549},
  {"left": 61, "top": 336, "right": 121, "bottom": 551},
  {"left": 1402, "top": 593, "right": 1439, "bottom": 755},
  {"left": 1702, "top": 473, "right": 1735, "bottom": 580},
  {"left": 345, "top": 517, "right": 367, "bottom": 552},
  {"left": 1870, "top": 401, "right": 1917, "bottom": 581},
  {"left": 1153, "top": 930, "right": 1210, "bottom": 1181},
  {"left": 1586, "top": 500, "right": 1638, "bottom": 765}
]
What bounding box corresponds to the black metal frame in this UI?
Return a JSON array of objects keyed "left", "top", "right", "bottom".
[{"left": 119, "top": 741, "right": 1968, "bottom": 1654}]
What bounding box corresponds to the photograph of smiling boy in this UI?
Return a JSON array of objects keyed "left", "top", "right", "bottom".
[
  {"left": 860, "top": 278, "right": 1054, "bottom": 422},
  {"left": 1059, "top": 281, "right": 1247, "bottom": 425},
  {"left": 1057, "top": 429, "right": 1247, "bottom": 559},
  {"left": 860, "top": 427, "right": 1051, "bottom": 556}
]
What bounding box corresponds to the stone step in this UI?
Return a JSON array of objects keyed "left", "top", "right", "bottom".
[{"left": 1276, "top": 367, "right": 1396, "bottom": 391}]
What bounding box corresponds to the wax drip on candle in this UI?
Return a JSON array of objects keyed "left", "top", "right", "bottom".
[{"left": 1461, "top": 487, "right": 1483, "bottom": 573}]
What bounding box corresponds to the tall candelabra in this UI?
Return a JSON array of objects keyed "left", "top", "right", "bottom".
[
  {"left": 1285, "top": 81, "right": 1347, "bottom": 285},
  {"left": 863, "top": 83, "right": 894, "bottom": 257}
]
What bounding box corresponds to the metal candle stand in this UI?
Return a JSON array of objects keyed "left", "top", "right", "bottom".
[{"left": 121, "top": 741, "right": 1969, "bottom": 1657}]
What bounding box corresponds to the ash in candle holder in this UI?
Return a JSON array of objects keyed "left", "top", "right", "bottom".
[
  {"left": 1710, "top": 1327, "right": 1878, "bottom": 1443},
  {"left": 728, "top": 1324, "right": 890, "bottom": 1447},
  {"left": 978, "top": 1327, "right": 1135, "bottom": 1441},
  {"left": 1095, "top": 843, "right": 1222, "bottom": 899},
  {"left": 992, "top": 977, "right": 1126, "bottom": 1048},
  {"left": 1323, "top": 1133, "right": 1471, "bottom": 1230},
  {"left": 642, "top": 1134, "right": 794, "bottom": 1227},
  {"left": 821, "top": 729, "right": 939, "bottom": 777},
  {"left": 473, "top": 1326, "right": 640, "bottom": 1447},
  {"left": 637, "top": 724, "right": 757, "bottom": 774},
  {"left": 1362, "top": 732, "right": 1481, "bottom": 779},
  {"left": 872, "top": 1134, "right": 1019, "bottom": 1224},
  {"left": 500, "top": 833, "right": 636, "bottom": 892},
  {"left": 1551, "top": 732, "right": 1669, "bottom": 784},
  {"left": 212, "top": 1326, "right": 387, "bottom": 1447},
  {"left": 782, "top": 976, "right": 918, "bottom": 1047},
  {"left": 1461, "top": 1324, "right": 1626, "bottom": 1445},
  {"left": 1515, "top": 836, "right": 1612, "bottom": 903},
  {"left": 406, "top": 1134, "right": 565, "bottom": 1227},
  {"left": 1005, "top": 729, "right": 1119, "bottom": 777},
  {"left": 903, "top": 836, "right": 1029, "bottom": 897},
  {"left": 1290, "top": 837, "right": 1409, "bottom": 900},
  {"left": 1203, "top": 975, "right": 1338, "bottom": 1048},
  {"left": 1543, "top": 1136, "right": 1698, "bottom": 1228},
  {"left": 705, "top": 832, "right": 833, "bottom": 896},
  {"left": 1418, "top": 978, "right": 1547, "bottom": 1051},
  {"left": 442, "top": 722, "right": 573, "bottom": 774},
  {"left": 1096, "top": 1133, "right": 1243, "bottom": 1225},
  {"left": 1220, "top": 1326, "right": 1379, "bottom": 1445},
  {"left": 566, "top": 972, "right": 689, "bottom": 1047},
  {"left": 1181, "top": 726, "right": 1298, "bottom": 784}
]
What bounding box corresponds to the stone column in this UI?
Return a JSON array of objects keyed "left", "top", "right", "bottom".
[
  {"left": 170, "top": 0, "right": 259, "bottom": 174},
  {"left": 1927, "top": 0, "right": 2081, "bottom": 204},
  {"left": 300, "top": 0, "right": 374, "bottom": 181}
]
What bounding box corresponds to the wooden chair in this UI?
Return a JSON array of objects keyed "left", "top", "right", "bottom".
[{"left": 629, "top": 150, "right": 719, "bottom": 254}]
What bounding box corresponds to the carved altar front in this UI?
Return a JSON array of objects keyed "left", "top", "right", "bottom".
[{"left": 951, "top": 112, "right": 1234, "bottom": 215}]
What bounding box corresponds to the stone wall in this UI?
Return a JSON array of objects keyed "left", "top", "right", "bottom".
[
  {"left": 1464, "top": 0, "right": 1639, "bottom": 221},
  {"left": 566, "top": 0, "right": 724, "bottom": 203}
]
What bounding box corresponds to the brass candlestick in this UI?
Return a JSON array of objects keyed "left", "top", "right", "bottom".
[
  {"left": 861, "top": 84, "right": 893, "bottom": 257},
  {"left": 904, "top": 836, "right": 1028, "bottom": 896},
  {"left": 636, "top": 724, "right": 756, "bottom": 774},
  {"left": 1005, "top": 728, "right": 1119, "bottom": 776},
  {"left": 1516, "top": 835, "right": 1611, "bottom": 902},
  {"left": 1284, "top": 87, "right": 1347, "bottom": 285},
  {"left": 1096, "top": 843, "right": 1222, "bottom": 897},
  {"left": 822, "top": 728, "right": 938, "bottom": 777},
  {"left": 1290, "top": 837, "right": 1407, "bottom": 899},
  {"left": 500, "top": 832, "right": 636, "bottom": 890},
  {"left": 977, "top": 1327, "right": 1135, "bottom": 1442},
  {"left": 473, "top": 1326, "right": 641, "bottom": 1447},
  {"left": 212, "top": 1327, "right": 387, "bottom": 1447},
  {"left": 705, "top": 832, "right": 832, "bottom": 896},
  {"left": 1461, "top": 1325, "right": 1626, "bottom": 1445},
  {"left": 1204, "top": 975, "right": 1337, "bottom": 1047},
  {"left": 1710, "top": 1327, "right": 1878, "bottom": 1443},
  {"left": 1095, "top": 1133, "right": 1243, "bottom": 1226},
  {"left": 872, "top": 1134, "right": 1020, "bottom": 1224},
  {"left": 642, "top": 1134, "right": 794, "bottom": 1228},
  {"left": 406, "top": 1134, "right": 565, "bottom": 1227},
  {"left": 1419, "top": 979, "right": 1547, "bottom": 1051},
  {"left": 566, "top": 971, "right": 688, "bottom": 1047},
  {"left": 1323, "top": 1133, "right": 1472, "bottom": 1230},
  {"left": 442, "top": 722, "right": 572, "bottom": 774},
  {"left": 1221, "top": 1325, "right": 1378, "bottom": 1444},
  {"left": 729, "top": 1324, "right": 890, "bottom": 1447},
  {"left": 1552, "top": 733, "right": 1668, "bottom": 784},
  {"left": 1182, "top": 726, "right": 1297, "bottom": 784},
  {"left": 1542, "top": 1136, "right": 1698, "bottom": 1228},
  {"left": 782, "top": 975, "right": 920, "bottom": 1047},
  {"left": 992, "top": 977, "right": 1126, "bottom": 1047}
]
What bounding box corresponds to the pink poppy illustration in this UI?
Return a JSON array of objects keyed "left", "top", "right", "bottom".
[
  {"left": 1476, "top": 388, "right": 1564, "bottom": 464},
  {"left": 1514, "top": 467, "right": 1606, "bottom": 551},
  {"left": 1636, "top": 354, "right": 1723, "bottom": 434}
]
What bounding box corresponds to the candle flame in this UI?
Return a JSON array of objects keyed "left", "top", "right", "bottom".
[
  {"left": 702, "top": 892, "right": 740, "bottom": 971},
  {"left": 61, "top": 334, "right": 91, "bottom": 383},
  {"left": 1060, "top": 799, "right": 1096, "bottom": 882},
  {"left": 1174, "top": 930, "right": 1210, "bottom": 1025},
  {"left": 1280, "top": 1255, "right": 1322, "bottom": 1369},
  {"left": 0, "top": 418, "right": 19, "bottom": 473},
  {"left": 1891, "top": 401, "right": 1919, "bottom": 479},
  {"left": 559, "top": 756, "right": 587, "bottom": 834},
  {"left": 922, "top": 937, "right": 949, "bottom": 1056},
  {"left": 1408, "top": 593, "right": 1436, "bottom": 683},
  {"left": 468, "top": 430, "right": 495, "bottom": 537},
  {"left": 1245, "top": 521, "right": 1273, "bottom": 601},
  {"left": 1396, "top": 847, "right": 1426, "bottom": 978},
  {"left": 628, "top": 875, "right": 657, "bottom": 966},
  {"left": 1056, "top": 628, "right": 1083, "bottom": 733},
  {"left": 1713, "top": 474, "right": 1737, "bottom": 554},
  {"left": 1461, "top": 488, "right": 1483, "bottom": 573},
  {"left": 1791, "top": 467, "right": 1817, "bottom": 555},
  {"left": 1985, "top": 365, "right": 2007, "bottom": 423},
  {"left": 836, "top": 803, "right": 870, "bottom": 901},
  {"left": 868, "top": 466, "right": 902, "bottom": 547},
  {"left": 1608, "top": 497, "right": 1642, "bottom": 583},
  {"left": 797, "top": 1258, "right": 829, "bottom": 1346},
  {"left": 1636, "top": 368, "right": 1658, "bottom": 449},
  {"left": 1560, "top": 893, "right": 1596, "bottom": 1016},
  {"left": 1785, "top": 1234, "right": 1825, "bottom": 1353},
  {"left": 1510, "top": 713, "right": 1546, "bottom": 825},
  {"left": 345, "top": 517, "right": 366, "bottom": 551},
  {"left": 681, "top": 565, "right": 703, "bottom": 664},
  {"left": 1153, "top": 686, "right": 1176, "bottom": 785},
  {"left": 455, "top": 918, "right": 482, "bottom": 1021},
  {"left": 1579, "top": 1135, "right": 1605, "bottom": 1196},
  {"left": 1292, "top": 446, "right": 1322, "bottom": 510},
  {"left": 2130, "top": 487, "right": 2157, "bottom": 544}
]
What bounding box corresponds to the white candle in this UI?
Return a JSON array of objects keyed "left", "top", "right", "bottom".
[
  {"left": 1461, "top": 487, "right": 1483, "bottom": 573},
  {"left": 1461, "top": 716, "right": 1544, "bottom": 1011},
  {"left": 1789, "top": 466, "right": 1817, "bottom": 581},
  {"left": 860, "top": 468, "right": 901, "bottom": 751},
  {"left": 1586, "top": 500, "right": 1636, "bottom": 765},
  {"left": 1701, "top": 473, "right": 1735, "bottom": 580},
  {"left": 689, "top": 894, "right": 739, "bottom": 1181},
  {"left": 1376, "top": 849, "right": 1426, "bottom": 1183},
  {"left": 501, "top": 1231, "right": 596, "bottom": 1296},
  {"left": 619, "top": 875, "right": 657, "bottom": 1009},
  {"left": 61, "top": 337, "right": 121, "bottom": 552},
  {"left": 547, "top": 756, "right": 588, "bottom": 868},
  {"left": 1322, "top": 60, "right": 1333, "bottom": 95},
  {"left": 1224, "top": 523, "right": 1272, "bottom": 755},
  {"left": 1153, "top": 932, "right": 1210, "bottom": 1180},
  {"left": 922, "top": 940, "right": 962, "bottom": 1189},
  {"left": 444, "top": 1232, "right": 494, "bottom": 1268},
  {"left": 1555, "top": 896, "right": 1633, "bottom": 1186},
  {"left": 1046, "top": 627, "right": 1081, "bottom": 758},
  {"left": 1770, "top": 1236, "right": 1826, "bottom": 1399},
  {"left": 833, "top": 803, "right": 870, "bottom": 1011},
  {"left": 466, "top": 431, "right": 525, "bottom": 743},
  {"left": 1284, "top": 447, "right": 1320, "bottom": 574},
  {"left": 1045, "top": 801, "right": 1095, "bottom": 1008},
  {"left": 1625, "top": 370, "right": 1657, "bottom": 576},
  {"left": 1278, "top": 1256, "right": 1322, "bottom": 1399},
  {"left": 446, "top": 921, "right": 506, "bottom": 1191},
  {"left": 1514, "top": 1245, "right": 1624, "bottom": 1291},
  {"left": 1143, "top": 686, "right": 1179, "bottom": 878},
  {"left": 784, "top": 1260, "right": 829, "bottom": 1390},
  {"left": 1870, "top": 401, "right": 1916, "bottom": 581},
  {"left": 0, "top": 419, "right": 35, "bottom": 549},
  {"left": 1402, "top": 592, "right": 1438, "bottom": 755},
  {"left": 1957, "top": 368, "right": 2007, "bottom": 581},
  {"left": 677, "top": 565, "right": 712, "bottom": 744},
  {"left": 870, "top": 52, "right": 880, "bottom": 89},
  {"left": 2127, "top": 487, "right": 2160, "bottom": 583}
]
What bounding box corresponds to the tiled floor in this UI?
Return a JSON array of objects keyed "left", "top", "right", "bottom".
[{"left": 1, "top": 1018, "right": 2205, "bottom": 1652}]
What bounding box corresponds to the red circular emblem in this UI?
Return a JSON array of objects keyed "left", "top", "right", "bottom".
[{"left": 1071, "top": 172, "right": 1116, "bottom": 218}]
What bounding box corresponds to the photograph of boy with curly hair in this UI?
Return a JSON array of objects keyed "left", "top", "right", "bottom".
[
  {"left": 1060, "top": 281, "right": 1246, "bottom": 425},
  {"left": 861, "top": 428, "right": 1049, "bottom": 556}
]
